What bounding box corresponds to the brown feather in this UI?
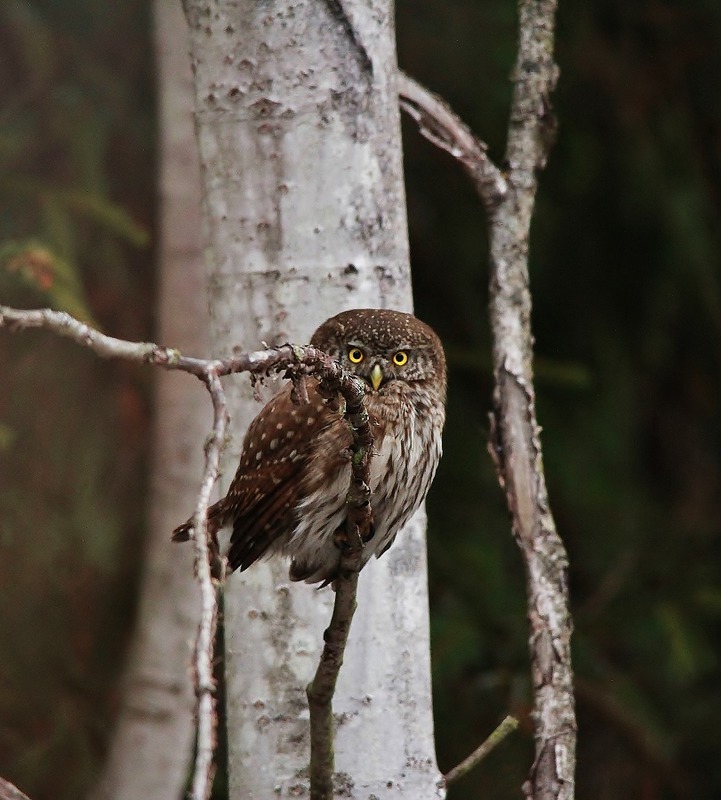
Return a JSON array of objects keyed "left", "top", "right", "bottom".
[
  {"left": 224, "top": 381, "right": 346, "bottom": 572},
  {"left": 172, "top": 308, "right": 447, "bottom": 585}
]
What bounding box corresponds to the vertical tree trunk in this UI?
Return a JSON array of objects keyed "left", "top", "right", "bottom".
[
  {"left": 89, "top": 1, "right": 205, "bottom": 796},
  {"left": 182, "top": 0, "right": 443, "bottom": 797}
]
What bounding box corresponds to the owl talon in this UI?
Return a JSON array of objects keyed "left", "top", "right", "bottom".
[
  {"left": 333, "top": 521, "right": 375, "bottom": 551},
  {"left": 362, "top": 522, "right": 375, "bottom": 544}
]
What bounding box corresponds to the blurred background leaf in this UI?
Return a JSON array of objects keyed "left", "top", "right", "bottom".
[{"left": 0, "top": 1, "right": 154, "bottom": 798}]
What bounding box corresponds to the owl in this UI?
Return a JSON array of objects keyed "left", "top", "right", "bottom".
[{"left": 173, "top": 308, "right": 446, "bottom": 585}]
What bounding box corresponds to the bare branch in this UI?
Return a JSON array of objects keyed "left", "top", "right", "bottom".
[
  {"left": 487, "top": 3, "right": 575, "bottom": 799},
  {"left": 0, "top": 304, "right": 375, "bottom": 799},
  {"left": 444, "top": 715, "right": 519, "bottom": 786},
  {"left": 0, "top": 305, "right": 217, "bottom": 373},
  {"left": 306, "top": 554, "right": 362, "bottom": 800},
  {"left": 189, "top": 369, "right": 227, "bottom": 800},
  {"left": 398, "top": 3, "right": 576, "bottom": 799},
  {"left": 0, "top": 305, "right": 365, "bottom": 390},
  {"left": 398, "top": 70, "right": 507, "bottom": 211}
]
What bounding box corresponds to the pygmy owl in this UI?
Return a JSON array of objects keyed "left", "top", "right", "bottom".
[{"left": 173, "top": 308, "right": 447, "bottom": 585}]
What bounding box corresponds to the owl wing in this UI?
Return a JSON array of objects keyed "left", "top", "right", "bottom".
[{"left": 225, "top": 381, "right": 346, "bottom": 572}]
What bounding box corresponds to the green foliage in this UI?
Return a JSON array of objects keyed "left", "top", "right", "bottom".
[
  {"left": 0, "top": 1, "right": 154, "bottom": 798},
  {"left": 0, "top": 0, "right": 152, "bottom": 315},
  {"left": 0, "top": 240, "right": 96, "bottom": 322}
]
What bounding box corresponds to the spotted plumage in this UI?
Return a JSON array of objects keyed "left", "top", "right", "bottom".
[{"left": 172, "top": 308, "right": 447, "bottom": 585}]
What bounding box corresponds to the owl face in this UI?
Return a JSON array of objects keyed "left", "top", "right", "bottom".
[{"left": 310, "top": 309, "right": 446, "bottom": 398}]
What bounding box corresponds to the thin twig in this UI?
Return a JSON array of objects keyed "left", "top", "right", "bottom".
[
  {"left": 0, "top": 304, "right": 374, "bottom": 800},
  {"left": 305, "top": 372, "right": 371, "bottom": 799},
  {"left": 189, "top": 369, "right": 227, "bottom": 800},
  {"left": 398, "top": 70, "right": 507, "bottom": 211},
  {"left": 444, "top": 715, "right": 519, "bottom": 786},
  {"left": 306, "top": 556, "right": 362, "bottom": 800}
]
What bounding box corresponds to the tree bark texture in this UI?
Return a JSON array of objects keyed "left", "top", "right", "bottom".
[
  {"left": 89, "top": 1, "right": 206, "bottom": 796},
  {"left": 487, "top": 1, "right": 576, "bottom": 799},
  {"left": 182, "top": 1, "right": 443, "bottom": 798}
]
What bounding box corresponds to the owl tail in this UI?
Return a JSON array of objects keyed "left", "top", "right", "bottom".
[
  {"left": 171, "top": 519, "right": 194, "bottom": 542},
  {"left": 171, "top": 501, "right": 228, "bottom": 579},
  {"left": 171, "top": 499, "right": 224, "bottom": 542}
]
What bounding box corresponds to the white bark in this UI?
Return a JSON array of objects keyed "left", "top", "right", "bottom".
[
  {"left": 183, "top": 0, "right": 444, "bottom": 797},
  {"left": 89, "top": 1, "right": 205, "bottom": 796}
]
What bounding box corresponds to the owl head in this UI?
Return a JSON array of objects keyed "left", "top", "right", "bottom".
[{"left": 310, "top": 308, "right": 446, "bottom": 399}]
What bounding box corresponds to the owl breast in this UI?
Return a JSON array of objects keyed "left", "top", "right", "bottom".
[
  {"left": 287, "top": 386, "right": 444, "bottom": 584},
  {"left": 172, "top": 309, "right": 447, "bottom": 584}
]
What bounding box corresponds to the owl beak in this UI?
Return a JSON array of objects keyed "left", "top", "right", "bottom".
[{"left": 369, "top": 363, "right": 384, "bottom": 391}]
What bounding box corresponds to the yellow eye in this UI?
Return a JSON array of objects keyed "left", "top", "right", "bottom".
[
  {"left": 348, "top": 347, "right": 364, "bottom": 364},
  {"left": 393, "top": 350, "right": 409, "bottom": 366}
]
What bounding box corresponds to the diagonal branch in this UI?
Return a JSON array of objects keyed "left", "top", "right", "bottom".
[
  {"left": 0, "top": 304, "right": 373, "bottom": 800},
  {"left": 398, "top": 70, "right": 507, "bottom": 211},
  {"left": 0, "top": 306, "right": 370, "bottom": 398},
  {"left": 444, "top": 715, "right": 519, "bottom": 786}
]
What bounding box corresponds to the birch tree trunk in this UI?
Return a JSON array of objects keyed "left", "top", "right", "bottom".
[
  {"left": 89, "top": 1, "right": 205, "bottom": 796},
  {"left": 182, "top": 0, "right": 443, "bottom": 797}
]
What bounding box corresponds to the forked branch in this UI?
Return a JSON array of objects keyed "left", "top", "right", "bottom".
[{"left": 399, "top": 2, "right": 576, "bottom": 798}]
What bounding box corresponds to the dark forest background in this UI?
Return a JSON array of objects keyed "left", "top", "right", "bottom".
[{"left": 2, "top": 1, "right": 720, "bottom": 798}]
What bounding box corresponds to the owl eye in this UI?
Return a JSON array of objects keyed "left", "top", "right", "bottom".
[
  {"left": 348, "top": 347, "right": 364, "bottom": 364},
  {"left": 392, "top": 350, "right": 409, "bottom": 366}
]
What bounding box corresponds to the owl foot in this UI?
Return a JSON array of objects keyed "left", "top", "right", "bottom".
[{"left": 333, "top": 522, "right": 375, "bottom": 551}]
